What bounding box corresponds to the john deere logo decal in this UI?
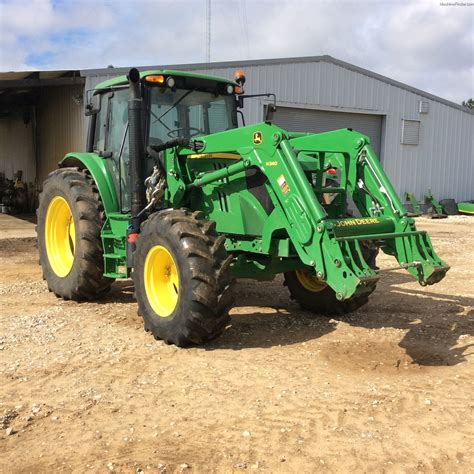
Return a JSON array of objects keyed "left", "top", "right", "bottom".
[
  {"left": 333, "top": 218, "right": 380, "bottom": 227},
  {"left": 253, "top": 131, "right": 263, "bottom": 145}
]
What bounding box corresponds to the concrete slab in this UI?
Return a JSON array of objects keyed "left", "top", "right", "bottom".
[{"left": 0, "top": 214, "right": 37, "bottom": 240}]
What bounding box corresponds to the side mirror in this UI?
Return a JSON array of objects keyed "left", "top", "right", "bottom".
[
  {"left": 85, "top": 91, "right": 101, "bottom": 116},
  {"left": 265, "top": 103, "right": 277, "bottom": 122}
]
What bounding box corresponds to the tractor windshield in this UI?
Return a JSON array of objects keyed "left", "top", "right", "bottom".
[{"left": 148, "top": 87, "right": 237, "bottom": 145}]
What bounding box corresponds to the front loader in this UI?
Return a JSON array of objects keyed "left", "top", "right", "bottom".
[{"left": 37, "top": 67, "right": 449, "bottom": 346}]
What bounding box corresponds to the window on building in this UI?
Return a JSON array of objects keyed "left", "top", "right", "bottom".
[
  {"left": 401, "top": 119, "right": 420, "bottom": 145},
  {"left": 419, "top": 100, "right": 429, "bottom": 114}
]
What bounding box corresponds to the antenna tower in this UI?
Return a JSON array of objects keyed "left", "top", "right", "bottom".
[{"left": 206, "top": 0, "right": 211, "bottom": 62}]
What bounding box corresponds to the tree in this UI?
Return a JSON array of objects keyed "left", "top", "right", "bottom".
[{"left": 462, "top": 98, "right": 474, "bottom": 109}]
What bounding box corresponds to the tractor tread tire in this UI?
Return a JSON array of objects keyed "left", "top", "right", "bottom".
[
  {"left": 37, "top": 167, "right": 113, "bottom": 301},
  {"left": 132, "top": 209, "right": 233, "bottom": 347},
  {"left": 284, "top": 274, "right": 372, "bottom": 315},
  {"left": 284, "top": 242, "right": 378, "bottom": 316}
]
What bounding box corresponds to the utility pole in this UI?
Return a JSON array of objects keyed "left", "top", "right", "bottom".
[{"left": 206, "top": 0, "right": 211, "bottom": 62}]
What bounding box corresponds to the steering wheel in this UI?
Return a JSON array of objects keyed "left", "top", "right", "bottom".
[{"left": 167, "top": 127, "right": 203, "bottom": 138}]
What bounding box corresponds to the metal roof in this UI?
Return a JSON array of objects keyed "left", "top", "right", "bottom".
[
  {"left": 1, "top": 57, "right": 471, "bottom": 114},
  {"left": 0, "top": 70, "right": 84, "bottom": 108},
  {"left": 81, "top": 55, "right": 473, "bottom": 115},
  {"left": 0, "top": 70, "right": 84, "bottom": 89}
]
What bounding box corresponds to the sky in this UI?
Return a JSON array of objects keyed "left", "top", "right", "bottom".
[{"left": 0, "top": 0, "right": 472, "bottom": 104}]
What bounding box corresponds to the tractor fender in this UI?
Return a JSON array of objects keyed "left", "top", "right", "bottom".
[{"left": 60, "top": 153, "right": 120, "bottom": 215}]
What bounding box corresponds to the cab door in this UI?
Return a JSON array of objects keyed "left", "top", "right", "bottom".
[{"left": 94, "top": 89, "right": 130, "bottom": 212}]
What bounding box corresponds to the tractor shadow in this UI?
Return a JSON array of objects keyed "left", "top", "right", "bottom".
[
  {"left": 103, "top": 280, "right": 136, "bottom": 303},
  {"left": 211, "top": 272, "right": 473, "bottom": 367},
  {"left": 207, "top": 277, "right": 338, "bottom": 350},
  {"left": 102, "top": 272, "right": 473, "bottom": 367},
  {"left": 345, "top": 269, "right": 474, "bottom": 366}
]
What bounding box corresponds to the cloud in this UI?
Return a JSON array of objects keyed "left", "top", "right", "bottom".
[
  {"left": 0, "top": 0, "right": 472, "bottom": 104},
  {"left": 0, "top": 0, "right": 116, "bottom": 69}
]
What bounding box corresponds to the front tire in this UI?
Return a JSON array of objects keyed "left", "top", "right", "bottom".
[
  {"left": 132, "top": 209, "right": 233, "bottom": 347},
  {"left": 37, "top": 167, "right": 113, "bottom": 300},
  {"left": 284, "top": 242, "right": 378, "bottom": 315}
]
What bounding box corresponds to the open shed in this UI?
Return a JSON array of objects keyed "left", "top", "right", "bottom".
[{"left": 0, "top": 70, "right": 85, "bottom": 210}]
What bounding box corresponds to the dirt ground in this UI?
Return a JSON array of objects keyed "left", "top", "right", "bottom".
[{"left": 1, "top": 216, "right": 473, "bottom": 473}]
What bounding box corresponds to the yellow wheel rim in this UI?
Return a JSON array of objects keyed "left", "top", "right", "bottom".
[
  {"left": 45, "top": 196, "right": 76, "bottom": 277},
  {"left": 144, "top": 245, "right": 179, "bottom": 317},
  {"left": 295, "top": 270, "right": 327, "bottom": 293}
]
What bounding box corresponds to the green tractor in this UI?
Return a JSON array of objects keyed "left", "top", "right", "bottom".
[{"left": 37, "top": 67, "right": 449, "bottom": 346}]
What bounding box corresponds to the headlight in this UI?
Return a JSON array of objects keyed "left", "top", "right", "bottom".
[
  {"left": 166, "top": 76, "right": 175, "bottom": 88},
  {"left": 226, "top": 84, "right": 234, "bottom": 94}
]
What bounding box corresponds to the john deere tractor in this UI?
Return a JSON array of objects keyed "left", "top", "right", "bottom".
[{"left": 37, "top": 67, "right": 449, "bottom": 346}]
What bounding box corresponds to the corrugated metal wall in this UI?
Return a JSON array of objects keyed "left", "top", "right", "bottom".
[
  {"left": 84, "top": 59, "right": 474, "bottom": 201},
  {"left": 0, "top": 113, "right": 35, "bottom": 183},
  {"left": 37, "top": 85, "right": 85, "bottom": 184},
  {"left": 271, "top": 106, "right": 383, "bottom": 156}
]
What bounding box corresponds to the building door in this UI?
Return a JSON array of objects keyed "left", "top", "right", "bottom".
[{"left": 272, "top": 106, "right": 384, "bottom": 158}]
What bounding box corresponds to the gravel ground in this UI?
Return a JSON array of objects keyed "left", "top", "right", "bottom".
[{"left": 0, "top": 217, "right": 473, "bottom": 473}]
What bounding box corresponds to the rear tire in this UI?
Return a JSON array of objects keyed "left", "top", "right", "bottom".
[
  {"left": 37, "top": 167, "right": 113, "bottom": 301},
  {"left": 132, "top": 209, "right": 233, "bottom": 347},
  {"left": 284, "top": 242, "right": 378, "bottom": 315}
]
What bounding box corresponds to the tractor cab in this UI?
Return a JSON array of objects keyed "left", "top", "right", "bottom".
[
  {"left": 86, "top": 70, "right": 241, "bottom": 212},
  {"left": 145, "top": 73, "right": 238, "bottom": 143}
]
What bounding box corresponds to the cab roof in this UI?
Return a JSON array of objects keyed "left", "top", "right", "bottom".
[{"left": 95, "top": 69, "right": 236, "bottom": 91}]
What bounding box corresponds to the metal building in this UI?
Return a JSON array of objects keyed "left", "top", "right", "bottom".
[
  {"left": 1, "top": 55, "right": 473, "bottom": 208},
  {"left": 0, "top": 71, "right": 84, "bottom": 210}
]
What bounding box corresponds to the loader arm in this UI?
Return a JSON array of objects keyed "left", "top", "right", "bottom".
[{"left": 169, "top": 122, "right": 448, "bottom": 300}]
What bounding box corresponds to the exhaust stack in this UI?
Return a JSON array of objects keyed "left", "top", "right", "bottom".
[
  {"left": 126, "top": 68, "right": 146, "bottom": 265},
  {"left": 127, "top": 68, "right": 146, "bottom": 234}
]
